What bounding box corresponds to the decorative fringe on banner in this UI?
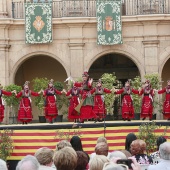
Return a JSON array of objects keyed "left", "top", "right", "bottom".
[
  {"left": 96, "top": 0, "right": 123, "bottom": 45},
  {"left": 25, "top": 3, "right": 52, "bottom": 44}
]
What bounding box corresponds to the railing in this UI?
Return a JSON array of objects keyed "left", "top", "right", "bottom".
[{"left": 12, "top": 0, "right": 170, "bottom": 19}]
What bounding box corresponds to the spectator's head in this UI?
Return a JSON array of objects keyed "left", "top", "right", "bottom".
[
  {"left": 53, "top": 146, "right": 77, "bottom": 170},
  {"left": 120, "top": 150, "right": 132, "bottom": 158},
  {"left": 130, "top": 139, "right": 146, "bottom": 156},
  {"left": 159, "top": 142, "right": 170, "bottom": 160},
  {"left": 125, "top": 133, "right": 137, "bottom": 153},
  {"left": 0, "top": 159, "right": 7, "bottom": 170},
  {"left": 157, "top": 136, "right": 167, "bottom": 150},
  {"left": 34, "top": 147, "right": 54, "bottom": 166},
  {"left": 103, "top": 162, "right": 128, "bottom": 170},
  {"left": 109, "top": 151, "right": 127, "bottom": 160},
  {"left": 89, "top": 155, "right": 109, "bottom": 170},
  {"left": 95, "top": 142, "right": 109, "bottom": 157},
  {"left": 56, "top": 140, "right": 72, "bottom": 150},
  {"left": 16, "top": 155, "right": 40, "bottom": 170},
  {"left": 97, "top": 136, "right": 107, "bottom": 144},
  {"left": 75, "top": 151, "right": 89, "bottom": 170},
  {"left": 70, "top": 136, "right": 83, "bottom": 151}
]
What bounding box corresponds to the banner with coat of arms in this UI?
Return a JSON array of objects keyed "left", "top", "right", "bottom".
[
  {"left": 25, "top": 3, "right": 52, "bottom": 44},
  {"left": 96, "top": 0, "right": 122, "bottom": 45}
]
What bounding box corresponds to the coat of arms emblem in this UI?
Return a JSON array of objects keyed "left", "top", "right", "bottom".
[
  {"left": 33, "top": 16, "right": 45, "bottom": 32},
  {"left": 103, "top": 16, "right": 115, "bottom": 31}
]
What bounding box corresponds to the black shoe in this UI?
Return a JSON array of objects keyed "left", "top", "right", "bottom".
[
  {"left": 25, "top": 122, "right": 27, "bottom": 124},
  {"left": 167, "top": 118, "right": 170, "bottom": 121},
  {"left": 22, "top": 122, "right": 24, "bottom": 125},
  {"left": 123, "top": 119, "right": 126, "bottom": 121},
  {"left": 149, "top": 119, "right": 152, "bottom": 121},
  {"left": 142, "top": 117, "right": 146, "bottom": 121},
  {"left": 127, "top": 119, "right": 131, "bottom": 121}
]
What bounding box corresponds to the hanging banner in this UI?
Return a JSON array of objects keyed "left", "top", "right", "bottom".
[
  {"left": 96, "top": 0, "right": 122, "bottom": 45},
  {"left": 25, "top": 3, "right": 52, "bottom": 44}
]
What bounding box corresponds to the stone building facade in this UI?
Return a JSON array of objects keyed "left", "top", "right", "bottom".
[{"left": 0, "top": 0, "right": 170, "bottom": 122}]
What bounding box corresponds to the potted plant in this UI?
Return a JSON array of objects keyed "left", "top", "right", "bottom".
[
  {"left": 131, "top": 76, "right": 142, "bottom": 120},
  {"left": 100, "top": 72, "right": 117, "bottom": 120},
  {"left": 0, "top": 129, "right": 14, "bottom": 161},
  {"left": 3, "top": 84, "right": 22, "bottom": 124},
  {"left": 32, "top": 77, "right": 49, "bottom": 123}
]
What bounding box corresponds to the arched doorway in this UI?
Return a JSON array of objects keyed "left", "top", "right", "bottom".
[
  {"left": 161, "top": 58, "right": 170, "bottom": 88},
  {"left": 89, "top": 53, "right": 140, "bottom": 119},
  {"left": 14, "top": 54, "right": 67, "bottom": 121},
  {"left": 89, "top": 53, "right": 140, "bottom": 83}
]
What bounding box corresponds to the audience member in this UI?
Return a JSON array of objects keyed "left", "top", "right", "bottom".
[
  {"left": 109, "top": 151, "right": 127, "bottom": 160},
  {"left": 56, "top": 140, "right": 72, "bottom": 150},
  {"left": 120, "top": 149, "right": 132, "bottom": 158},
  {"left": 130, "top": 139, "right": 153, "bottom": 165},
  {"left": 53, "top": 146, "right": 77, "bottom": 170},
  {"left": 75, "top": 151, "right": 89, "bottom": 170},
  {"left": 95, "top": 142, "right": 109, "bottom": 157},
  {"left": 89, "top": 155, "right": 109, "bottom": 170},
  {"left": 16, "top": 155, "right": 40, "bottom": 170},
  {"left": 125, "top": 133, "right": 137, "bottom": 153},
  {"left": 34, "top": 147, "right": 54, "bottom": 170},
  {"left": 0, "top": 159, "right": 7, "bottom": 170},
  {"left": 70, "top": 136, "right": 89, "bottom": 161},
  {"left": 90, "top": 136, "right": 111, "bottom": 160},
  {"left": 150, "top": 136, "right": 167, "bottom": 160},
  {"left": 148, "top": 142, "right": 170, "bottom": 170}
]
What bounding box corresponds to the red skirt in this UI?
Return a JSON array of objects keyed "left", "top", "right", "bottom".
[
  {"left": 93, "top": 95, "right": 106, "bottom": 118},
  {"left": 44, "top": 96, "right": 58, "bottom": 121},
  {"left": 80, "top": 106, "right": 97, "bottom": 119},
  {"left": 0, "top": 104, "right": 4, "bottom": 122},
  {"left": 18, "top": 98, "right": 32, "bottom": 123},
  {"left": 121, "top": 95, "right": 134, "bottom": 119},
  {"left": 141, "top": 96, "right": 153, "bottom": 119},
  {"left": 162, "top": 100, "right": 170, "bottom": 119},
  {"left": 68, "top": 96, "right": 80, "bottom": 119}
]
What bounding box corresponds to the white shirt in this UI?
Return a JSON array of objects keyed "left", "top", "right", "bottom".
[{"left": 148, "top": 159, "right": 170, "bottom": 170}]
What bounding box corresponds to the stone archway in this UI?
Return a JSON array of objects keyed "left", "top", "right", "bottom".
[
  {"left": 89, "top": 53, "right": 140, "bottom": 82},
  {"left": 14, "top": 54, "right": 68, "bottom": 122}
]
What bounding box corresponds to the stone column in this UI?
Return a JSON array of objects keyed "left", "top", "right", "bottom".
[
  {"left": 0, "top": 0, "right": 8, "bottom": 17},
  {"left": 142, "top": 40, "right": 162, "bottom": 120},
  {"left": 68, "top": 24, "right": 85, "bottom": 79}
]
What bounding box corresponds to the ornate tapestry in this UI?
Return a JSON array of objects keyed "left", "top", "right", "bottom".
[
  {"left": 96, "top": 0, "right": 122, "bottom": 45},
  {"left": 25, "top": 3, "right": 52, "bottom": 44}
]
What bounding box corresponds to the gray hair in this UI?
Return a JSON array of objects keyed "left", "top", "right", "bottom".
[
  {"left": 103, "top": 162, "right": 127, "bottom": 170},
  {"left": 159, "top": 142, "right": 170, "bottom": 160},
  {"left": 0, "top": 159, "right": 7, "bottom": 170},
  {"left": 16, "top": 155, "right": 40, "bottom": 170},
  {"left": 109, "top": 151, "right": 127, "bottom": 160}
]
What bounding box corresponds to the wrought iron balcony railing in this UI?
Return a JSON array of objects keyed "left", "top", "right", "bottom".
[{"left": 12, "top": 0, "right": 170, "bottom": 19}]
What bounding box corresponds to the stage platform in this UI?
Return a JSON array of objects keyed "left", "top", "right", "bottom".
[{"left": 1, "top": 120, "right": 170, "bottom": 170}]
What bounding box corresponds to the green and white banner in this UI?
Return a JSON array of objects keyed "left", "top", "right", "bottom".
[
  {"left": 96, "top": 0, "right": 122, "bottom": 45},
  {"left": 25, "top": 3, "right": 52, "bottom": 44}
]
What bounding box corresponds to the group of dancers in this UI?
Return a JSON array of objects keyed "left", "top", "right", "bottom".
[{"left": 0, "top": 71, "right": 170, "bottom": 124}]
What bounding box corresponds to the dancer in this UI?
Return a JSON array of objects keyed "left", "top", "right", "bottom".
[
  {"left": 91, "top": 79, "right": 112, "bottom": 122},
  {"left": 64, "top": 83, "right": 81, "bottom": 122},
  {"left": 74, "top": 71, "right": 96, "bottom": 123},
  {"left": 139, "top": 80, "right": 154, "bottom": 121},
  {"left": 43, "top": 79, "right": 64, "bottom": 123},
  {"left": 15, "top": 81, "right": 41, "bottom": 124},
  {"left": 114, "top": 80, "right": 139, "bottom": 121},
  {"left": 157, "top": 80, "right": 170, "bottom": 120},
  {"left": 0, "top": 84, "right": 13, "bottom": 123}
]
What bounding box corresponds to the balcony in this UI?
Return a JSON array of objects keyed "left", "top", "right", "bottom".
[{"left": 12, "top": 0, "right": 170, "bottom": 19}]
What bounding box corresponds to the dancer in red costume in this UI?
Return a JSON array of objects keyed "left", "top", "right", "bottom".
[
  {"left": 15, "top": 81, "right": 41, "bottom": 124},
  {"left": 91, "top": 79, "right": 112, "bottom": 122},
  {"left": 0, "top": 84, "right": 13, "bottom": 123},
  {"left": 64, "top": 83, "right": 81, "bottom": 122},
  {"left": 74, "top": 71, "right": 96, "bottom": 123},
  {"left": 114, "top": 80, "right": 139, "bottom": 121},
  {"left": 139, "top": 80, "right": 154, "bottom": 121},
  {"left": 43, "top": 79, "right": 64, "bottom": 123},
  {"left": 157, "top": 80, "right": 170, "bottom": 120}
]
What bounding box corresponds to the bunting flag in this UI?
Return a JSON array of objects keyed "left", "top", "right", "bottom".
[
  {"left": 96, "top": 0, "right": 122, "bottom": 45},
  {"left": 25, "top": 3, "right": 52, "bottom": 44}
]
